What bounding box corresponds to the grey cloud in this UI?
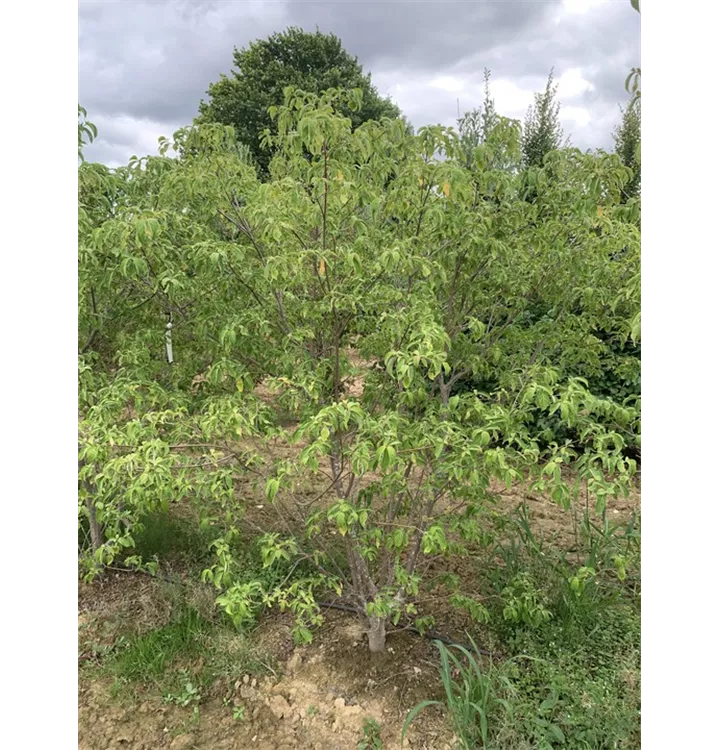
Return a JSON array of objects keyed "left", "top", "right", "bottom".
[
  {"left": 79, "top": 0, "right": 287, "bottom": 122},
  {"left": 79, "top": 0, "right": 640, "bottom": 164},
  {"left": 279, "top": 0, "right": 554, "bottom": 73}
]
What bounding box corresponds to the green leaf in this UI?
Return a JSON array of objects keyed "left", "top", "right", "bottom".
[
  {"left": 266, "top": 478, "right": 280, "bottom": 502},
  {"left": 401, "top": 701, "right": 440, "bottom": 746},
  {"left": 630, "top": 311, "right": 641, "bottom": 342}
]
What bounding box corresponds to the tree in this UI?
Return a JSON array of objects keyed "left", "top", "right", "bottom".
[
  {"left": 613, "top": 97, "right": 641, "bottom": 201},
  {"left": 78, "top": 105, "right": 98, "bottom": 163},
  {"left": 79, "top": 89, "right": 639, "bottom": 652},
  {"left": 622, "top": 0, "right": 641, "bottom": 204},
  {"left": 196, "top": 27, "right": 402, "bottom": 173},
  {"left": 521, "top": 70, "right": 564, "bottom": 168},
  {"left": 457, "top": 69, "right": 498, "bottom": 166},
  {"left": 458, "top": 69, "right": 521, "bottom": 178}
]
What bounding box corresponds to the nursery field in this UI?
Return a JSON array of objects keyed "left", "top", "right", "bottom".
[{"left": 79, "top": 34, "right": 641, "bottom": 747}]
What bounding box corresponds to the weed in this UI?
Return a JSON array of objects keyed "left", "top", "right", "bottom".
[
  {"left": 409, "top": 502, "right": 641, "bottom": 749},
  {"left": 208, "top": 630, "right": 277, "bottom": 679},
  {"left": 232, "top": 705, "right": 246, "bottom": 721},
  {"left": 358, "top": 717, "right": 383, "bottom": 750},
  {"left": 403, "top": 638, "right": 509, "bottom": 750},
  {"left": 501, "top": 572, "right": 553, "bottom": 629},
  {"left": 164, "top": 679, "right": 201, "bottom": 707}
]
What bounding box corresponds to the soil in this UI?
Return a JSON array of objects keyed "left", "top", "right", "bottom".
[{"left": 79, "top": 574, "right": 452, "bottom": 750}]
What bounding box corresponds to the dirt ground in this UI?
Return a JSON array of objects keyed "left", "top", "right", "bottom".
[{"left": 79, "top": 573, "right": 452, "bottom": 750}]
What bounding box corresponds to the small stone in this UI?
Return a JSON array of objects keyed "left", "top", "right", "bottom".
[
  {"left": 243, "top": 674, "right": 250, "bottom": 685},
  {"left": 169, "top": 734, "right": 195, "bottom": 750},
  {"left": 286, "top": 651, "right": 303, "bottom": 674},
  {"left": 271, "top": 681, "right": 289, "bottom": 696},
  {"left": 413, "top": 666, "right": 421, "bottom": 675},
  {"left": 251, "top": 678, "right": 258, "bottom": 688},
  {"left": 269, "top": 694, "right": 291, "bottom": 719},
  {"left": 333, "top": 697, "right": 346, "bottom": 709}
]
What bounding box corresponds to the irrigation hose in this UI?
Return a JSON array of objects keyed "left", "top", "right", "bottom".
[
  {"left": 315, "top": 600, "right": 493, "bottom": 655},
  {"left": 91, "top": 565, "right": 493, "bottom": 656}
]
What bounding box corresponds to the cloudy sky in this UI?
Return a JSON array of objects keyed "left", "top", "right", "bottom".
[{"left": 79, "top": 0, "right": 640, "bottom": 167}]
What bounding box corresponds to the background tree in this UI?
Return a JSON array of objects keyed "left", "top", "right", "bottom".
[
  {"left": 196, "top": 27, "right": 402, "bottom": 173},
  {"left": 613, "top": 97, "right": 641, "bottom": 201},
  {"left": 608, "top": 0, "right": 640, "bottom": 210},
  {"left": 457, "top": 69, "right": 520, "bottom": 176},
  {"left": 457, "top": 69, "right": 497, "bottom": 166},
  {"left": 521, "top": 70, "right": 564, "bottom": 168}
]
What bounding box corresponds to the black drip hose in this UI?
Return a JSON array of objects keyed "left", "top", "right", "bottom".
[{"left": 316, "top": 600, "right": 493, "bottom": 656}]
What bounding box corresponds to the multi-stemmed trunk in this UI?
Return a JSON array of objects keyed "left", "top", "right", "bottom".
[{"left": 366, "top": 614, "right": 387, "bottom": 653}]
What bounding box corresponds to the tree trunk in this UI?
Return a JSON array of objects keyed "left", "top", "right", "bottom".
[
  {"left": 366, "top": 615, "right": 387, "bottom": 653},
  {"left": 79, "top": 443, "right": 104, "bottom": 555},
  {"left": 85, "top": 491, "right": 104, "bottom": 554}
]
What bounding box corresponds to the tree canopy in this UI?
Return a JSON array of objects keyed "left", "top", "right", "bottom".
[
  {"left": 196, "top": 27, "right": 403, "bottom": 173},
  {"left": 613, "top": 98, "right": 641, "bottom": 201},
  {"left": 521, "top": 70, "right": 565, "bottom": 168}
]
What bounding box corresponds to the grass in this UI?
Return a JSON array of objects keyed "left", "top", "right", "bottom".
[
  {"left": 108, "top": 607, "right": 210, "bottom": 684},
  {"left": 80, "top": 511, "right": 301, "bottom": 705},
  {"left": 411, "top": 629, "right": 639, "bottom": 749},
  {"left": 130, "top": 510, "right": 219, "bottom": 567},
  {"left": 403, "top": 637, "right": 511, "bottom": 750},
  {"left": 92, "top": 601, "right": 278, "bottom": 707},
  {"left": 406, "top": 502, "right": 641, "bottom": 749}
]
